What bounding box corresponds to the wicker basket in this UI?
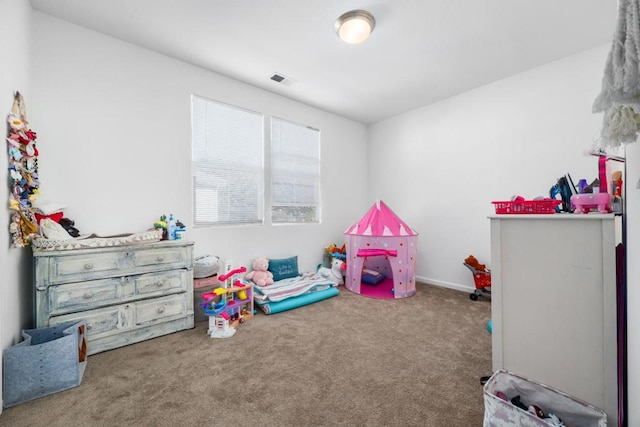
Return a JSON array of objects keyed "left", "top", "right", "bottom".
[{"left": 194, "top": 255, "right": 220, "bottom": 279}]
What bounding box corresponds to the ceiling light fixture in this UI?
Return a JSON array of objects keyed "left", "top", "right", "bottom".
[{"left": 335, "top": 9, "right": 375, "bottom": 44}]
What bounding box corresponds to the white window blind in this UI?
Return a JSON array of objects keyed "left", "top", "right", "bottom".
[
  {"left": 271, "top": 118, "right": 320, "bottom": 223},
  {"left": 192, "top": 96, "right": 264, "bottom": 226}
]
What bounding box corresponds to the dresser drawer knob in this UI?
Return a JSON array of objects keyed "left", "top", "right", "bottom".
[
  {"left": 84, "top": 263, "right": 94, "bottom": 270},
  {"left": 155, "top": 281, "right": 165, "bottom": 288},
  {"left": 157, "top": 256, "right": 165, "bottom": 262},
  {"left": 157, "top": 306, "right": 166, "bottom": 314},
  {"left": 84, "top": 292, "right": 93, "bottom": 299}
]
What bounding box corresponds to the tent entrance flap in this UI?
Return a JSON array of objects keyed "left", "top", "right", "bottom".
[{"left": 356, "top": 249, "right": 398, "bottom": 257}]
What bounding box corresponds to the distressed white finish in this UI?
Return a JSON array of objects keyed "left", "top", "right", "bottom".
[
  {"left": 33, "top": 240, "right": 194, "bottom": 355},
  {"left": 489, "top": 214, "right": 618, "bottom": 426}
]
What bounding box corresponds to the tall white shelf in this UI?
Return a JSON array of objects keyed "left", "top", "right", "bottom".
[{"left": 489, "top": 214, "right": 619, "bottom": 426}]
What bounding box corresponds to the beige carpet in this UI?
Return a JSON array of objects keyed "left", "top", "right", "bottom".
[{"left": 0, "top": 283, "right": 492, "bottom": 427}]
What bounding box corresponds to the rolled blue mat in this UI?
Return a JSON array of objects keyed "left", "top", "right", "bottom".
[
  {"left": 487, "top": 319, "right": 493, "bottom": 334},
  {"left": 259, "top": 286, "right": 339, "bottom": 314}
]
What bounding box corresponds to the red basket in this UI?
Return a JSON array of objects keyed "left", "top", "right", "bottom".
[
  {"left": 473, "top": 272, "right": 491, "bottom": 289},
  {"left": 492, "top": 199, "right": 561, "bottom": 214}
]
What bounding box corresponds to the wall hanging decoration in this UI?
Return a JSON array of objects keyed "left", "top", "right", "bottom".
[
  {"left": 6, "top": 91, "right": 40, "bottom": 247},
  {"left": 593, "top": 0, "right": 640, "bottom": 148}
]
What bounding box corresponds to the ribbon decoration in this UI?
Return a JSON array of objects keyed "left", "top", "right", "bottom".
[{"left": 7, "top": 91, "right": 40, "bottom": 247}]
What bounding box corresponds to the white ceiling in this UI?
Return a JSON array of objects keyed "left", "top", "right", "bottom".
[{"left": 29, "top": 0, "right": 618, "bottom": 124}]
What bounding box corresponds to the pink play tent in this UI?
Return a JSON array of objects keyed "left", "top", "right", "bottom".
[{"left": 344, "top": 200, "right": 418, "bottom": 299}]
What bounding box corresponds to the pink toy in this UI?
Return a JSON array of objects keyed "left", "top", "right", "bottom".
[
  {"left": 218, "top": 266, "right": 246, "bottom": 282},
  {"left": 571, "top": 192, "right": 612, "bottom": 214},
  {"left": 572, "top": 154, "right": 612, "bottom": 213},
  {"left": 344, "top": 200, "right": 419, "bottom": 299},
  {"left": 245, "top": 257, "right": 274, "bottom": 287}
]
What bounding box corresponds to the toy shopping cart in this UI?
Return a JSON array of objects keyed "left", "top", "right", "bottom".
[{"left": 463, "top": 255, "right": 491, "bottom": 301}]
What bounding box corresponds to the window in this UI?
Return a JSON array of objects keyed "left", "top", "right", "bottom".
[
  {"left": 192, "top": 96, "right": 264, "bottom": 226},
  {"left": 192, "top": 96, "right": 321, "bottom": 226},
  {"left": 270, "top": 118, "right": 320, "bottom": 223}
]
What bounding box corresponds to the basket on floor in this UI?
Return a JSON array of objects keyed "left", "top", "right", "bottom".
[
  {"left": 483, "top": 370, "right": 607, "bottom": 427},
  {"left": 194, "top": 255, "right": 220, "bottom": 278},
  {"left": 3, "top": 321, "right": 87, "bottom": 408}
]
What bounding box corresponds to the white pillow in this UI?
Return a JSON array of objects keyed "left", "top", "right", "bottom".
[{"left": 40, "top": 218, "right": 73, "bottom": 240}]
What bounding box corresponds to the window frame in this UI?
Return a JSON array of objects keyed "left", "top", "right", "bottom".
[{"left": 191, "top": 95, "right": 321, "bottom": 227}]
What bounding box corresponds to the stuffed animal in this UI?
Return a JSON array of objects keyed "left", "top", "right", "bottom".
[
  {"left": 245, "top": 257, "right": 274, "bottom": 287},
  {"left": 464, "top": 255, "right": 488, "bottom": 273},
  {"left": 317, "top": 258, "right": 346, "bottom": 286}
]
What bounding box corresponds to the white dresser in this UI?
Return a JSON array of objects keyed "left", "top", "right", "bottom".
[
  {"left": 490, "top": 214, "right": 619, "bottom": 426},
  {"left": 33, "top": 240, "right": 194, "bottom": 355}
]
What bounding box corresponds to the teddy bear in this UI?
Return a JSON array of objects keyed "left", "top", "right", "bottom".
[
  {"left": 464, "top": 255, "right": 488, "bottom": 273},
  {"left": 245, "top": 257, "right": 274, "bottom": 287}
]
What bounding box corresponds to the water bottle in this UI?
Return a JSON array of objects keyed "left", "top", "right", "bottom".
[{"left": 167, "top": 214, "right": 176, "bottom": 240}]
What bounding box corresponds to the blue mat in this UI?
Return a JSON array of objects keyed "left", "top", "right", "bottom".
[{"left": 256, "top": 286, "right": 339, "bottom": 314}]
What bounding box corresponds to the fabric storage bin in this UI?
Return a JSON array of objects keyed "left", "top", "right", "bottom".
[
  {"left": 3, "top": 320, "right": 87, "bottom": 408},
  {"left": 194, "top": 255, "right": 220, "bottom": 279},
  {"left": 194, "top": 286, "right": 215, "bottom": 322},
  {"left": 194, "top": 276, "right": 219, "bottom": 322},
  {"left": 483, "top": 370, "right": 607, "bottom": 427}
]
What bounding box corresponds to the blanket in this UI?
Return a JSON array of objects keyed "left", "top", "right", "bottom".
[{"left": 253, "top": 271, "right": 335, "bottom": 303}]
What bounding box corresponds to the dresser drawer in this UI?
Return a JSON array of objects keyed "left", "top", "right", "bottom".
[
  {"left": 49, "top": 293, "right": 187, "bottom": 339},
  {"left": 48, "top": 276, "right": 134, "bottom": 315},
  {"left": 133, "top": 247, "right": 189, "bottom": 269},
  {"left": 135, "top": 269, "right": 188, "bottom": 295},
  {"left": 50, "top": 304, "right": 123, "bottom": 338},
  {"left": 135, "top": 294, "right": 187, "bottom": 325},
  {"left": 49, "top": 251, "right": 130, "bottom": 284}
]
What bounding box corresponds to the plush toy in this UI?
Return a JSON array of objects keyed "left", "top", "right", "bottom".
[
  {"left": 464, "top": 255, "right": 488, "bottom": 273},
  {"left": 317, "top": 258, "right": 346, "bottom": 286},
  {"left": 245, "top": 257, "right": 274, "bottom": 287}
]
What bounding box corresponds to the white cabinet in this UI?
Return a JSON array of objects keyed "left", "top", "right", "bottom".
[
  {"left": 490, "top": 214, "right": 618, "bottom": 426},
  {"left": 33, "top": 240, "right": 194, "bottom": 355}
]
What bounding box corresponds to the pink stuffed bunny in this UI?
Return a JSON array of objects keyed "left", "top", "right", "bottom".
[{"left": 245, "top": 257, "right": 274, "bottom": 287}]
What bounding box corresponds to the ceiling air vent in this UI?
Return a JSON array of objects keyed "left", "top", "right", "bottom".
[{"left": 270, "top": 73, "right": 297, "bottom": 87}]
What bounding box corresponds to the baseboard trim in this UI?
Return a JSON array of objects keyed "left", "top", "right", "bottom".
[{"left": 415, "top": 275, "right": 475, "bottom": 294}]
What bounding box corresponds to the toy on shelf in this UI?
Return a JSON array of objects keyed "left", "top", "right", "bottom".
[
  {"left": 201, "top": 261, "right": 253, "bottom": 339},
  {"left": 464, "top": 255, "right": 491, "bottom": 301},
  {"left": 572, "top": 151, "right": 625, "bottom": 214}
]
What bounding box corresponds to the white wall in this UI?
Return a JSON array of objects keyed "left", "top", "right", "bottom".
[
  {"left": 30, "top": 12, "right": 369, "bottom": 274},
  {"left": 0, "top": 0, "right": 33, "bottom": 412},
  {"left": 368, "top": 45, "right": 613, "bottom": 291},
  {"left": 368, "top": 43, "right": 638, "bottom": 425}
]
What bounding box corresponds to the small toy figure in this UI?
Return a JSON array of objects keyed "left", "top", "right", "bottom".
[{"left": 612, "top": 170, "right": 623, "bottom": 197}]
